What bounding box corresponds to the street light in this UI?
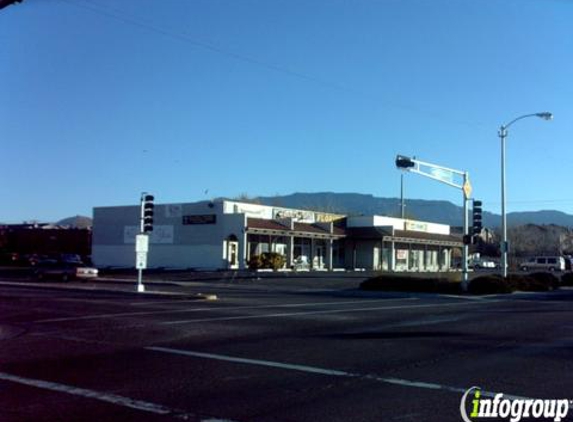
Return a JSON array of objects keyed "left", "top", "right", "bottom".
[{"left": 499, "top": 112, "right": 553, "bottom": 278}]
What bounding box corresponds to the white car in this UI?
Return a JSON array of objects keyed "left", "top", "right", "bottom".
[{"left": 469, "top": 258, "right": 497, "bottom": 270}]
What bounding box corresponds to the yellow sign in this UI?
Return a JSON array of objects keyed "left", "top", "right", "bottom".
[{"left": 462, "top": 179, "right": 472, "bottom": 199}]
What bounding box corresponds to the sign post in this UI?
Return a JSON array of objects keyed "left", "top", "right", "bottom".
[{"left": 135, "top": 234, "right": 148, "bottom": 292}]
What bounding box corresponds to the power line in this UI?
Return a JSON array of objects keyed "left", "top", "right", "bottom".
[
  {"left": 58, "top": 0, "right": 488, "bottom": 131},
  {"left": 484, "top": 199, "right": 573, "bottom": 206}
]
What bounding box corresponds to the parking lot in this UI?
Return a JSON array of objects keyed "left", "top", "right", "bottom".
[{"left": 1, "top": 274, "right": 572, "bottom": 421}]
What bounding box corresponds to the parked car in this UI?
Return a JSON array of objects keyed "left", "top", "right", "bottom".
[
  {"left": 33, "top": 259, "right": 98, "bottom": 281},
  {"left": 519, "top": 256, "right": 565, "bottom": 272},
  {"left": 469, "top": 257, "right": 497, "bottom": 270}
]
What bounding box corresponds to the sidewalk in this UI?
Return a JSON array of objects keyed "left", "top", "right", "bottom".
[{"left": 0, "top": 278, "right": 217, "bottom": 300}]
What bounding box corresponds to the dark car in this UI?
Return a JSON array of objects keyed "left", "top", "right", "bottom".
[{"left": 33, "top": 259, "right": 98, "bottom": 281}]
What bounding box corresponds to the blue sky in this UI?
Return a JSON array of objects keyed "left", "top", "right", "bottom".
[{"left": 1, "top": 0, "right": 571, "bottom": 223}]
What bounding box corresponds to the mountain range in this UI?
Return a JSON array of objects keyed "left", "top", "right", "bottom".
[
  {"left": 254, "top": 192, "right": 573, "bottom": 228},
  {"left": 34, "top": 193, "right": 573, "bottom": 229}
]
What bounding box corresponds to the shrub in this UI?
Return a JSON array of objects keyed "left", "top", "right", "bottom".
[
  {"left": 247, "top": 254, "right": 264, "bottom": 270},
  {"left": 263, "top": 252, "right": 286, "bottom": 270},
  {"left": 360, "top": 275, "right": 460, "bottom": 294},
  {"left": 248, "top": 253, "right": 286, "bottom": 271},
  {"left": 469, "top": 272, "right": 559, "bottom": 294},
  {"left": 513, "top": 272, "right": 559, "bottom": 291},
  {"left": 468, "top": 275, "right": 516, "bottom": 295},
  {"left": 360, "top": 272, "right": 561, "bottom": 296}
]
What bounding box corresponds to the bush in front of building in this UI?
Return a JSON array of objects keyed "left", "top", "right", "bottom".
[
  {"left": 469, "top": 272, "right": 559, "bottom": 294},
  {"left": 517, "top": 272, "right": 559, "bottom": 291},
  {"left": 360, "top": 275, "right": 460, "bottom": 294},
  {"left": 248, "top": 253, "right": 286, "bottom": 271},
  {"left": 361, "top": 271, "right": 561, "bottom": 295},
  {"left": 468, "top": 275, "right": 516, "bottom": 294},
  {"left": 248, "top": 254, "right": 264, "bottom": 270},
  {"left": 263, "top": 252, "right": 286, "bottom": 270}
]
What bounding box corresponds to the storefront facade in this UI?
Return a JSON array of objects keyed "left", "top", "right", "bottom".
[
  {"left": 345, "top": 216, "right": 460, "bottom": 272},
  {"left": 92, "top": 199, "right": 461, "bottom": 272}
]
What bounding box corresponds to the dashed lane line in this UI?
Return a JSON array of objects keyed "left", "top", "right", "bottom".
[
  {"left": 0, "top": 370, "right": 242, "bottom": 421},
  {"left": 0, "top": 371, "right": 178, "bottom": 417},
  {"left": 147, "top": 346, "right": 568, "bottom": 407}
]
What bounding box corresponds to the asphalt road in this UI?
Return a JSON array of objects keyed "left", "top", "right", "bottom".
[{"left": 1, "top": 275, "right": 572, "bottom": 422}]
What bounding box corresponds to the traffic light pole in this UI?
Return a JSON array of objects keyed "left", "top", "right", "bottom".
[
  {"left": 136, "top": 192, "right": 154, "bottom": 293},
  {"left": 462, "top": 173, "right": 470, "bottom": 291},
  {"left": 137, "top": 195, "right": 146, "bottom": 293},
  {"left": 395, "top": 156, "right": 471, "bottom": 290}
]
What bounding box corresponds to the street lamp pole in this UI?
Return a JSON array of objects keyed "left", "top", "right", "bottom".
[
  {"left": 500, "top": 126, "right": 508, "bottom": 278},
  {"left": 499, "top": 112, "right": 553, "bottom": 278}
]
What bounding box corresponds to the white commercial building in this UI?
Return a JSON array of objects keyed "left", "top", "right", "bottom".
[{"left": 92, "top": 199, "right": 462, "bottom": 272}]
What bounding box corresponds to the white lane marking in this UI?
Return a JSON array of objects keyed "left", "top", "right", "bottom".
[
  {"left": 390, "top": 315, "right": 463, "bottom": 328},
  {"left": 147, "top": 346, "right": 559, "bottom": 406},
  {"left": 147, "top": 347, "right": 350, "bottom": 376},
  {"left": 161, "top": 300, "right": 501, "bottom": 325},
  {"left": 439, "top": 294, "right": 488, "bottom": 300},
  {"left": 34, "top": 297, "right": 417, "bottom": 324},
  {"left": 0, "top": 371, "right": 173, "bottom": 415}
]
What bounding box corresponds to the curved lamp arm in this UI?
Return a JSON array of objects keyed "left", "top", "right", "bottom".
[{"left": 501, "top": 112, "right": 553, "bottom": 132}]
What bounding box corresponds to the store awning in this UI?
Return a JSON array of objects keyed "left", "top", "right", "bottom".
[
  {"left": 346, "top": 226, "right": 462, "bottom": 247},
  {"left": 246, "top": 218, "right": 345, "bottom": 240}
]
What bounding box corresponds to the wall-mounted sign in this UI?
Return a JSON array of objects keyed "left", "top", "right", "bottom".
[
  {"left": 315, "top": 213, "right": 344, "bottom": 223},
  {"left": 273, "top": 208, "right": 314, "bottom": 223},
  {"left": 124, "top": 226, "right": 174, "bottom": 244},
  {"left": 405, "top": 221, "right": 429, "bottom": 233},
  {"left": 182, "top": 214, "right": 217, "bottom": 225}
]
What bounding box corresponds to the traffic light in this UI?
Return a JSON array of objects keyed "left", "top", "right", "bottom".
[
  {"left": 395, "top": 155, "right": 415, "bottom": 169},
  {"left": 141, "top": 194, "right": 154, "bottom": 233},
  {"left": 472, "top": 200, "right": 483, "bottom": 235}
]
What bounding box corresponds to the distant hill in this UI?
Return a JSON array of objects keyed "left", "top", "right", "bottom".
[
  {"left": 503, "top": 210, "right": 573, "bottom": 227},
  {"left": 254, "top": 192, "right": 573, "bottom": 228},
  {"left": 56, "top": 215, "right": 93, "bottom": 228}
]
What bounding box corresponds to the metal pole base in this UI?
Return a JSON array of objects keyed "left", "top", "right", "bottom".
[{"left": 137, "top": 283, "right": 145, "bottom": 293}]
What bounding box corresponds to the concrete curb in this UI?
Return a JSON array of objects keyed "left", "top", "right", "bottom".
[{"left": 0, "top": 281, "right": 218, "bottom": 301}]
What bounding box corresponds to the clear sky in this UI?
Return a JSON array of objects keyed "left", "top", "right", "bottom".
[{"left": 1, "top": 0, "right": 571, "bottom": 223}]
